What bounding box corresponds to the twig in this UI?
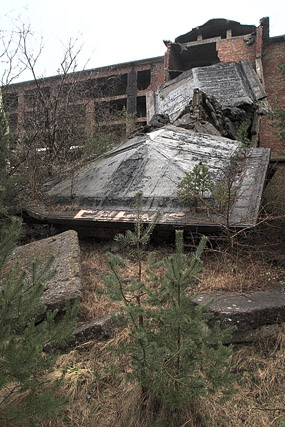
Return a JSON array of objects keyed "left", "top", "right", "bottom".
[{"left": 252, "top": 407, "right": 285, "bottom": 411}]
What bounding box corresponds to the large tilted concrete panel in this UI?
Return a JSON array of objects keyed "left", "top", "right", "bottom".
[
  {"left": 146, "top": 60, "right": 266, "bottom": 123},
  {"left": 48, "top": 126, "right": 243, "bottom": 211},
  {"left": 48, "top": 125, "right": 270, "bottom": 229},
  {"left": 2, "top": 230, "right": 82, "bottom": 314}
]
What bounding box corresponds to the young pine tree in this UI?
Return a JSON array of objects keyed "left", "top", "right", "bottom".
[
  {"left": 0, "top": 231, "right": 80, "bottom": 423},
  {"left": 0, "top": 98, "right": 79, "bottom": 424},
  {"left": 0, "top": 226, "right": 79, "bottom": 424},
  {"left": 177, "top": 163, "right": 214, "bottom": 210},
  {"left": 103, "top": 193, "right": 235, "bottom": 417}
]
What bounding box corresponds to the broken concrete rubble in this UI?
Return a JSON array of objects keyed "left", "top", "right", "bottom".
[
  {"left": 195, "top": 286, "right": 285, "bottom": 343},
  {"left": 147, "top": 60, "right": 265, "bottom": 143},
  {"left": 148, "top": 89, "right": 241, "bottom": 139},
  {"left": 3, "top": 230, "right": 82, "bottom": 315},
  {"left": 147, "top": 61, "right": 266, "bottom": 120},
  {"left": 63, "top": 287, "right": 285, "bottom": 348}
]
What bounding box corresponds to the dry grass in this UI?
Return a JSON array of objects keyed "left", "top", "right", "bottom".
[
  {"left": 39, "top": 234, "right": 283, "bottom": 427},
  {"left": 79, "top": 241, "right": 119, "bottom": 322},
  {"left": 80, "top": 237, "right": 285, "bottom": 306},
  {"left": 3, "top": 222, "right": 285, "bottom": 426},
  {"left": 202, "top": 330, "right": 285, "bottom": 427},
  {"left": 197, "top": 251, "right": 285, "bottom": 293},
  {"left": 43, "top": 330, "right": 132, "bottom": 427},
  {"left": 37, "top": 326, "right": 285, "bottom": 427}
]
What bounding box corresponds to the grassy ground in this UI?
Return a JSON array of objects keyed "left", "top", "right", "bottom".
[
  {"left": 39, "top": 218, "right": 284, "bottom": 427},
  {"left": 47, "top": 328, "right": 285, "bottom": 426},
  {"left": 78, "top": 230, "right": 285, "bottom": 327}
]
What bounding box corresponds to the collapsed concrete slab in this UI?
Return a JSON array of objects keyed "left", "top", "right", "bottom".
[
  {"left": 3, "top": 230, "right": 82, "bottom": 314},
  {"left": 21, "top": 58, "right": 270, "bottom": 237},
  {"left": 196, "top": 287, "right": 285, "bottom": 343},
  {"left": 62, "top": 287, "right": 285, "bottom": 347},
  {"left": 146, "top": 87, "right": 263, "bottom": 147},
  {"left": 146, "top": 60, "right": 266, "bottom": 146},
  {"left": 61, "top": 314, "right": 118, "bottom": 349},
  {"left": 147, "top": 61, "right": 266, "bottom": 125},
  {"left": 44, "top": 125, "right": 270, "bottom": 232}
]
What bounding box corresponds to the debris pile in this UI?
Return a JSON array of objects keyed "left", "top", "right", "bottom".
[
  {"left": 148, "top": 88, "right": 257, "bottom": 140},
  {"left": 147, "top": 60, "right": 266, "bottom": 145}
]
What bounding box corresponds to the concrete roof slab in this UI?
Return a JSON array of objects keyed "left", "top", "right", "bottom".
[
  {"left": 147, "top": 61, "right": 266, "bottom": 123},
  {"left": 47, "top": 126, "right": 270, "bottom": 230}
]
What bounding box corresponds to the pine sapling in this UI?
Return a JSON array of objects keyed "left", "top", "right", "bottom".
[
  {"left": 177, "top": 163, "right": 214, "bottom": 210},
  {"left": 0, "top": 222, "right": 79, "bottom": 424},
  {"left": 103, "top": 194, "right": 236, "bottom": 417}
]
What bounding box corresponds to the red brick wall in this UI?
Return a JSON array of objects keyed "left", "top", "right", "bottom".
[
  {"left": 149, "top": 61, "right": 165, "bottom": 90},
  {"left": 260, "top": 39, "right": 285, "bottom": 151},
  {"left": 256, "top": 26, "right": 263, "bottom": 57},
  {"left": 217, "top": 36, "right": 257, "bottom": 69}
]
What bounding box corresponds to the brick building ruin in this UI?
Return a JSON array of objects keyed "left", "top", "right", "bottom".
[
  {"left": 2, "top": 17, "right": 285, "bottom": 236},
  {"left": 2, "top": 17, "right": 285, "bottom": 153}
]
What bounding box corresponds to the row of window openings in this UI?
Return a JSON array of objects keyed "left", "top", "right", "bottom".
[
  {"left": 7, "top": 97, "right": 147, "bottom": 129},
  {"left": 3, "top": 69, "right": 151, "bottom": 110}
]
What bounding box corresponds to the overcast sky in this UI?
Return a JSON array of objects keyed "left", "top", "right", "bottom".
[{"left": 1, "top": 0, "right": 285, "bottom": 83}]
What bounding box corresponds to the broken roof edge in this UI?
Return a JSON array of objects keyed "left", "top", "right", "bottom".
[
  {"left": 228, "top": 147, "right": 271, "bottom": 227},
  {"left": 175, "top": 18, "right": 257, "bottom": 44},
  {"left": 146, "top": 61, "right": 266, "bottom": 125},
  {"left": 153, "top": 60, "right": 266, "bottom": 100},
  {"left": 238, "top": 60, "right": 267, "bottom": 102}
]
